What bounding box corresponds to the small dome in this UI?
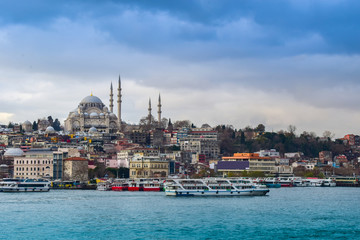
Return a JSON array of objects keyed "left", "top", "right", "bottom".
[
  {"left": 84, "top": 113, "right": 89, "bottom": 117},
  {"left": 89, "top": 127, "right": 97, "bottom": 133},
  {"left": 99, "top": 113, "right": 105, "bottom": 117},
  {"left": 45, "top": 126, "right": 56, "bottom": 134},
  {"left": 23, "top": 120, "right": 32, "bottom": 125},
  {"left": 109, "top": 113, "right": 117, "bottom": 119},
  {"left": 90, "top": 112, "right": 99, "bottom": 118},
  {"left": 80, "top": 95, "right": 103, "bottom": 104},
  {"left": 4, "top": 148, "right": 24, "bottom": 157}
]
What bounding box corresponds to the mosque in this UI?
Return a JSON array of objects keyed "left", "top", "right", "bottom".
[
  {"left": 64, "top": 76, "right": 163, "bottom": 134},
  {"left": 64, "top": 77, "right": 122, "bottom": 134}
]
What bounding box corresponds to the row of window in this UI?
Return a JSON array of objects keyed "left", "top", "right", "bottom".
[
  {"left": 16, "top": 167, "right": 49, "bottom": 171},
  {"left": 131, "top": 164, "right": 167, "bottom": 168},
  {"left": 16, "top": 160, "right": 53, "bottom": 165},
  {"left": 131, "top": 171, "right": 149, "bottom": 176},
  {"left": 16, "top": 172, "right": 45, "bottom": 176}
]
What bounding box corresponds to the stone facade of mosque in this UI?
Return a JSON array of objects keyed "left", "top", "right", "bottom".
[{"left": 64, "top": 79, "right": 122, "bottom": 134}]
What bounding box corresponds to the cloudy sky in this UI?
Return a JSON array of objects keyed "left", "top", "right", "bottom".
[{"left": 0, "top": 0, "right": 359, "bottom": 137}]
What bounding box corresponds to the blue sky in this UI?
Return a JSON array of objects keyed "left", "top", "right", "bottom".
[{"left": 0, "top": 0, "right": 359, "bottom": 137}]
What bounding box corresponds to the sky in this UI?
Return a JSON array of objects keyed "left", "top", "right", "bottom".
[{"left": 0, "top": 0, "right": 359, "bottom": 137}]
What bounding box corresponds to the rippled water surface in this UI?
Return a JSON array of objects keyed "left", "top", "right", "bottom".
[{"left": 1, "top": 187, "right": 359, "bottom": 239}]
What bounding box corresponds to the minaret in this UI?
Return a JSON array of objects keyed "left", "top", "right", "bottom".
[
  {"left": 109, "top": 82, "right": 114, "bottom": 113},
  {"left": 148, "top": 98, "right": 152, "bottom": 125},
  {"left": 157, "top": 94, "right": 162, "bottom": 127},
  {"left": 117, "top": 75, "right": 122, "bottom": 129}
]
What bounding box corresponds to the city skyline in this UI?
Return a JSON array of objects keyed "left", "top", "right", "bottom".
[{"left": 1, "top": 1, "right": 360, "bottom": 137}]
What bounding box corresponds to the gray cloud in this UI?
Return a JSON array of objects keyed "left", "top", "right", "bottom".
[{"left": 0, "top": 1, "right": 359, "bottom": 138}]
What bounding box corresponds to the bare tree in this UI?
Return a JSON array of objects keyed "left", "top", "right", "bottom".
[
  {"left": 287, "top": 125, "right": 297, "bottom": 135},
  {"left": 173, "top": 120, "right": 191, "bottom": 129},
  {"left": 323, "top": 130, "right": 335, "bottom": 140}
]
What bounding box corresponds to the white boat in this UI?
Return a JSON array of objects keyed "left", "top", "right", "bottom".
[
  {"left": 164, "top": 178, "right": 269, "bottom": 196},
  {"left": 0, "top": 178, "right": 50, "bottom": 192},
  {"left": 96, "top": 181, "right": 112, "bottom": 191},
  {"left": 306, "top": 178, "right": 323, "bottom": 187},
  {"left": 322, "top": 178, "right": 336, "bottom": 187},
  {"left": 292, "top": 177, "right": 310, "bottom": 187}
]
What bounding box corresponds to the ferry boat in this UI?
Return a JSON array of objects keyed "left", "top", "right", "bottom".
[
  {"left": 96, "top": 182, "right": 112, "bottom": 191},
  {"left": 263, "top": 178, "right": 281, "bottom": 188},
  {"left": 111, "top": 179, "right": 129, "bottom": 191},
  {"left": 0, "top": 179, "right": 51, "bottom": 192},
  {"left": 277, "top": 177, "right": 293, "bottom": 187},
  {"left": 142, "top": 179, "right": 163, "bottom": 191},
  {"left": 127, "top": 179, "right": 164, "bottom": 191},
  {"left": 164, "top": 178, "right": 269, "bottom": 196},
  {"left": 322, "top": 178, "right": 336, "bottom": 187},
  {"left": 306, "top": 178, "right": 323, "bottom": 187}
]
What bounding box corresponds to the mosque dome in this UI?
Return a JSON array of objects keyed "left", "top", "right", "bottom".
[
  {"left": 90, "top": 112, "right": 99, "bottom": 118},
  {"left": 23, "top": 120, "right": 32, "bottom": 125},
  {"left": 45, "top": 126, "right": 56, "bottom": 134},
  {"left": 80, "top": 95, "right": 103, "bottom": 104},
  {"left": 109, "top": 113, "right": 117, "bottom": 119},
  {"left": 99, "top": 113, "right": 105, "bottom": 117},
  {"left": 4, "top": 148, "right": 24, "bottom": 157},
  {"left": 84, "top": 112, "right": 89, "bottom": 117},
  {"left": 89, "top": 127, "right": 97, "bottom": 133}
]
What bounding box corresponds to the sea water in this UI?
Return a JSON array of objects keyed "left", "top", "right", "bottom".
[{"left": 1, "top": 187, "right": 359, "bottom": 240}]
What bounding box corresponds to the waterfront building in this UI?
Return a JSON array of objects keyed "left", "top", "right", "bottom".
[
  {"left": 218, "top": 153, "right": 276, "bottom": 176},
  {"left": 129, "top": 154, "right": 169, "bottom": 179},
  {"left": 117, "top": 147, "right": 159, "bottom": 168},
  {"left": 63, "top": 157, "right": 89, "bottom": 182},
  {"left": 179, "top": 128, "right": 220, "bottom": 161},
  {"left": 53, "top": 150, "right": 69, "bottom": 180},
  {"left": 2, "top": 148, "right": 25, "bottom": 177},
  {"left": 256, "top": 149, "right": 280, "bottom": 159},
  {"left": 13, "top": 149, "right": 54, "bottom": 179},
  {"left": 180, "top": 139, "right": 220, "bottom": 160}
]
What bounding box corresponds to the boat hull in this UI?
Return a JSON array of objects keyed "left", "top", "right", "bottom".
[
  {"left": 0, "top": 187, "right": 49, "bottom": 192},
  {"left": 265, "top": 183, "right": 281, "bottom": 188},
  {"left": 112, "top": 186, "right": 128, "bottom": 191},
  {"left": 143, "top": 187, "right": 161, "bottom": 191},
  {"left": 165, "top": 189, "right": 269, "bottom": 197},
  {"left": 128, "top": 187, "right": 143, "bottom": 191}
]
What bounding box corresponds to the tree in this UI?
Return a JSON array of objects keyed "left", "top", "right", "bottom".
[
  {"left": 7, "top": 122, "right": 14, "bottom": 129},
  {"left": 139, "top": 115, "right": 157, "bottom": 131},
  {"left": 255, "top": 124, "right": 265, "bottom": 133},
  {"left": 287, "top": 125, "right": 297, "bottom": 135},
  {"left": 52, "top": 118, "right": 61, "bottom": 131},
  {"left": 32, "top": 121, "right": 38, "bottom": 131},
  {"left": 160, "top": 117, "right": 168, "bottom": 129},
  {"left": 167, "top": 118, "right": 173, "bottom": 131},
  {"left": 173, "top": 120, "right": 191, "bottom": 129},
  {"left": 201, "top": 123, "right": 212, "bottom": 128},
  {"left": 47, "top": 116, "right": 54, "bottom": 125},
  {"left": 323, "top": 130, "right": 335, "bottom": 140}
]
